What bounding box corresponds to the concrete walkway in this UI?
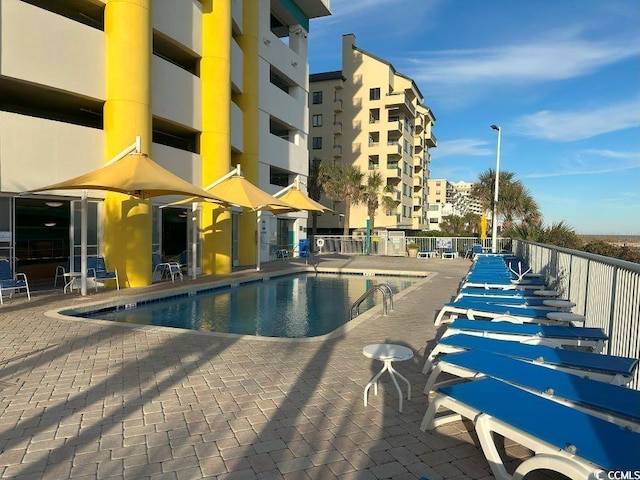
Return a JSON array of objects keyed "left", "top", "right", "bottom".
[{"left": 0, "top": 254, "right": 518, "bottom": 479}]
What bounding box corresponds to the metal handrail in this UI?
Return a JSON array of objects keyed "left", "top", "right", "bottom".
[
  {"left": 350, "top": 283, "right": 394, "bottom": 320},
  {"left": 377, "top": 283, "right": 394, "bottom": 311}
]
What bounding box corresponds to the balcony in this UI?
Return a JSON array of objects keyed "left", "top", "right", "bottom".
[
  {"left": 385, "top": 167, "right": 402, "bottom": 182},
  {"left": 333, "top": 122, "right": 343, "bottom": 135},
  {"left": 332, "top": 145, "right": 342, "bottom": 157},
  {"left": 334, "top": 98, "right": 343, "bottom": 112},
  {"left": 413, "top": 176, "right": 423, "bottom": 187},
  {"left": 386, "top": 119, "right": 402, "bottom": 133},
  {"left": 425, "top": 130, "right": 437, "bottom": 148},
  {"left": 415, "top": 115, "right": 424, "bottom": 133},
  {"left": 384, "top": 141, "right": 402, "bottom": 157},
  {"left": 385, "top": 92, "right": 415, "bottom": 116}
]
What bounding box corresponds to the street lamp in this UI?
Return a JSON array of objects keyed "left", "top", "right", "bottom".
[{"left": 490, "top": 124, "right": 501, "bottom": 253}]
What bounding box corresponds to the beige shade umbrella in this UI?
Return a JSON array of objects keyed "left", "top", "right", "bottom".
[
  {"left": 163, "top": 170, "right": 298, "bottom": 273},
  {"left": 206, "top": 175, "right": 297, "bottom": 271},
  {"left": 273, "top": 187, "right": 331, "bottom": 213},
  {"left": 29, "top": 152, "right": 228, "bottom": 203},
  {"left": 206, "top": 175, "right": 295, "bottom": 212},
  {"left": 28, "top": 149, "right": 228, "bottom": 295}
]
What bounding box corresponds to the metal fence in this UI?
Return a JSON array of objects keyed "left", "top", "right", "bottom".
[
  {"left": 312, "top": 235, "right": 511, "bottom": 257},
  {"left": 514, "top": 240, "right": 640, "bottom": 389}
]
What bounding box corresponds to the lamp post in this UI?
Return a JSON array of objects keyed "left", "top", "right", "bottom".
[{"left": 490, "top": 124, "right": 501, "bottom": 253}]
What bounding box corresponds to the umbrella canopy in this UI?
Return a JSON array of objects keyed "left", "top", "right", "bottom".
[
  {"left": 27, "top": 151, "right": 228, "bottom": 296},
  {"left": 275, "top": 187, "right": 331, "bottom": 213},
  {"left": 206, "top": 175, "right": 296, "bottom": 212},
  {"left": 29, "top": 153, "right": 227, "bottom": 204}
]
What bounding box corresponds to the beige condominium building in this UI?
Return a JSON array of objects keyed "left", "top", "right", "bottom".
[
  {"left": 0, "top": 0, "right": 330, "bottom": 287},
  {"left": 309, "top": 34, "right": 436, "bottom": 234}
]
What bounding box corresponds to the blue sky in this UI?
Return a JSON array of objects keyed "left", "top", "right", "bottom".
[{"left": 307, "top": 0, "right": 640, "bottom": 235}]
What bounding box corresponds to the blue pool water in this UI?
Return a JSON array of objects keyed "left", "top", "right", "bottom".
[{"left": 74, "top": 273, "right": 419, "bottom": 338}]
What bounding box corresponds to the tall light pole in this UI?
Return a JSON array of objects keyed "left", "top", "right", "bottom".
[{"left": 490, "top": 124, "right": 501, "bottom": 253}]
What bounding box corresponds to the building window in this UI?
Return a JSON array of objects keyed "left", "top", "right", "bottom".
[
  {"left": 369, "top": 87, "right": 381, "bottom": 100},
  {"left": 270, "top": 166, "right": 290, "bottom": 187},
  {"left": 312, "top": 114, "right": 323, "bottom": 127},
  {"left": 312, "top": 91, "right": 323, "bottom": 104},
  {"left": 312, "top": 137, "right": 323, "bottom": 150}
]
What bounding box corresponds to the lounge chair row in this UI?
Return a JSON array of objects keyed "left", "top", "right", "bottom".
[{"left": 421, "top": 252, "right": 640, "bottom": 478}]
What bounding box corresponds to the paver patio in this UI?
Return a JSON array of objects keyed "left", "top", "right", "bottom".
[{"left": 0, "top": 254, "right": 545, "bottom": 479}]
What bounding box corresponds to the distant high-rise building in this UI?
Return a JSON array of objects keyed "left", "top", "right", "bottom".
[
  {"left": 427, "top": 179, "right": 485, "bottom": 230},
  {"left": 309, "top": 34, "right": 436, "bottom": 233}
]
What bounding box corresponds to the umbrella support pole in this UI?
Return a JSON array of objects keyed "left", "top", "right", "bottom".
[{"left": 256, "top": 212, "right": 261, "bottom": 271}]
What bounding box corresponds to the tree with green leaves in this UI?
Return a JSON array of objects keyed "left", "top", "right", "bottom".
[
  {"left": 507, "top": 220, "right": 583, "bottom": 250},
  {"left": 471, "top": 169, "right": 540, "bottom": 232},
  {"left": 361, "top": 171, "right": 399, "bottom": 232},
  {"left": 317, "top": 160, "right": 364, "bottom": 236}
]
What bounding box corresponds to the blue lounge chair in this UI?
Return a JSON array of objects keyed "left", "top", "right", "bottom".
[
  {"left": 54, "top": 256, "right": 82, "bottom": 288},
  {"left": 434, "top": 297, "right": 567, "bottom": 326},
  {"left": 0, "top": 259, "right": 30, "bottom": 304},
  {"left": 422, "top": 333, "right": 636, "bottom": 385},
  {"left": 421, "top": 376, "right": 640, "bottom": 478},
  {"left": 423, "top": 350, "right": 640, "bottom": 429},
  {"left": 152, "top": 252, "right": 183, "bottom": 283},
  {"left": 443, "top": 319, "right": 608, "bottom": 352},
  {"left": 87, "top": 256, "right": 119, "bottom": 291}
]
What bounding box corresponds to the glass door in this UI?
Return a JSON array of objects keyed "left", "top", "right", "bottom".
[{"left": 0, "top": 197, "right": 14, "bottom": 267}]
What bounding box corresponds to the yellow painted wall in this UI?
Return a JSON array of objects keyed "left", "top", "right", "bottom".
[
  {"left": 103, "top": 0, "right": 152, "bottom": 287},
  {"left": 201, "top": 0, "right": 232, "bottom": 274},
  {"left": 236, "top": 0, "right": 259, "bottom": 266}
]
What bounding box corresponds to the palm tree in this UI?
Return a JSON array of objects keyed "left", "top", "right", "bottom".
[
  {"left": 317, "top": 160, "right": 364, "bottom": 236},
  {"left": 361, "top": 171, "right": 399, "bottom": 232},
  {"left": 471, "top": 169, "right": 540, "bottom": 232},
  {"left": 439, "top": 215, "right": 467, "bottom": 235}
]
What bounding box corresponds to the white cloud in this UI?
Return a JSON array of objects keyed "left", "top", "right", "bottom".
[
  {"left": 582, "top": 149, "right": 640, "bottom": 159},
  {"left": 513, "top": 97, "right": 640, "bottom": 141},
  {"left": 404, "top": 30, "right": 640, "bottom": 87},
  {"left": 432, "top": 139, "right": 493, "bottom": 158}
]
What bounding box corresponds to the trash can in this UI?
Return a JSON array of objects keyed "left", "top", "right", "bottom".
[{"left": 299, "top": 239, "right": 309, "bottom": 258}]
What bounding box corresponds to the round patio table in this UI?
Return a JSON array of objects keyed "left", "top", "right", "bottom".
[{"left": 363, "top": 344, "right": 413, "bottom": 413}]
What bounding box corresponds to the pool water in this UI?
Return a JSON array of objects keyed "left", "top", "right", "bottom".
[{"left": 75, "top": 274, "right": 419, "bottom": 338}]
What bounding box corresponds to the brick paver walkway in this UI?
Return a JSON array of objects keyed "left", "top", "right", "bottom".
[{"left": 0, "top": 254, "right": 505, "bottom": 479}]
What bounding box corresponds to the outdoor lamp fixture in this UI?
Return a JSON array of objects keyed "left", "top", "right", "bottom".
[
  {"left": 44, "top": 222, "right": 56, "bottom": 227},
  {"left": 45, "top": 201, "right": 63, "bottom": 208},
  {"left": 490, "top": 124, "right": 502, "bottom": 253}
]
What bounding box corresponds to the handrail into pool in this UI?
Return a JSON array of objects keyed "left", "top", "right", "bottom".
[{"left": 350, "top": 283, "right": 394, "bottom": 320}]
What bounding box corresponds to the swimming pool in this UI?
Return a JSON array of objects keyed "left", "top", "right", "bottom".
[{"left": 71, "top": 273, "right": 420, "bottom": 338}]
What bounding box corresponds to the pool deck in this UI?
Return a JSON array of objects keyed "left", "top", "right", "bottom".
[{"left": 0, "top": 254, "right": 535, "bottom": 479}]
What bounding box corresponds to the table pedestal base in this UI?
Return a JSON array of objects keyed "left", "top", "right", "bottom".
[{"left": 364, "top": 360, "right": 411, "bottom": 413}]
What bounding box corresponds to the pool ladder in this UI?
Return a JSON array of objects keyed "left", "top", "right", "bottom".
[{"left": 350, "top": 283, "right": 394, "bottom": 320}]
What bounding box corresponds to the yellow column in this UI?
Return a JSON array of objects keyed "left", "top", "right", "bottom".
[
  {"left": 237, "top": 0, "right": 259, "bottom": 266},
  {"left": 201, "top": 0, "right": 232, "bottom": 274},
  {"left": 103, "top": 0, "right": 152, "bottom": 287}
]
